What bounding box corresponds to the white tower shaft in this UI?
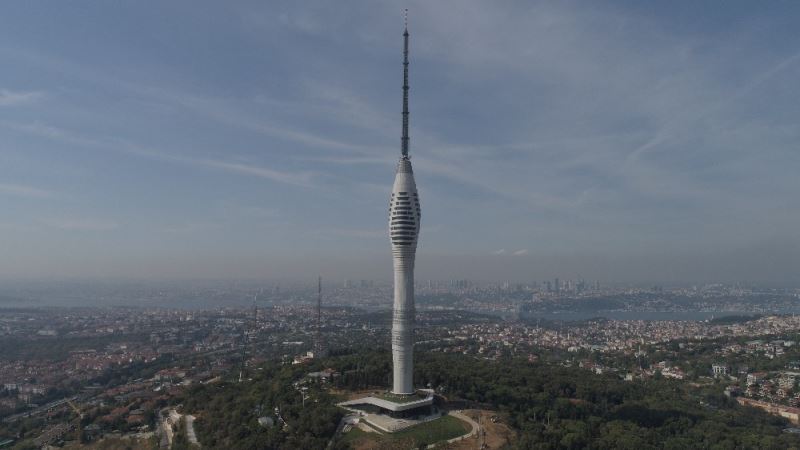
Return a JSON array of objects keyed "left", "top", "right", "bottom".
[{"left": 390, "top": 161, "right": 419, "bottom": 394}]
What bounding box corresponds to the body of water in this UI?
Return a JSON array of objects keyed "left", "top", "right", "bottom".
[{"left": 520, "top": 310, "right": 800, "bottom": 322}]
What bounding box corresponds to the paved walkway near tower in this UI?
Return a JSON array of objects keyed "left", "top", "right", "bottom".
[
  {"left": 429, "top": 410, "right": 479, "bottom": 448},
  {"left": 444, "top": 410, "right": 516, "bottom": 450}
]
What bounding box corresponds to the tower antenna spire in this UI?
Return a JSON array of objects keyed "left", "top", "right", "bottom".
[{"left": 401, "top": 9, "right": 410, "bottom": 158}]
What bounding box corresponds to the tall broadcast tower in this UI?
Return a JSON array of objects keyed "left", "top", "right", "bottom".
[
  {"left": 314, "top": 276, "right": 328, "bottom": 358},
  {"left": 389, "top": 12, "right": 421, "bottom": 395}
]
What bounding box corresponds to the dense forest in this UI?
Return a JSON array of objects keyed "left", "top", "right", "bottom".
[
  {"left": 178, "top": 364, "right": 342, "bottom": 449},
  {"left": 179, "top": 350, "right": 800, "bottom": 449}
]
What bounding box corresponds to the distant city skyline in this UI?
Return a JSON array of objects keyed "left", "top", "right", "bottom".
[{"left": 1, "top": 1, "right": 799, "bottom": 283}]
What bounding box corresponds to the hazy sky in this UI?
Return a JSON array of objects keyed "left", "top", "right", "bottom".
[{"left": 1, "top": 1, "right": 798, "bottom": 283}]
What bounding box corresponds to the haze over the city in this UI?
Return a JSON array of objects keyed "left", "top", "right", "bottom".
[{"left": 1, "top": 1, "right": 798, "bottom": 283}]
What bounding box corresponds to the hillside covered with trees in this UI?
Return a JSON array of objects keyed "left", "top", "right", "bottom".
[{"left": 178, "top": 350, "right": 800, "bottom": 449}]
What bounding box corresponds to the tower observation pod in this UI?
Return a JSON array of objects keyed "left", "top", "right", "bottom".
[{"left": 389, "top": 12, "right": 420, "bottom": 396}]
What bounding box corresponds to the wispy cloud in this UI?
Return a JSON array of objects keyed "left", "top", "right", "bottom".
[
  {"left": 0, "top": 183, "right": 56, "bottom": 199},
  {"left": 45, "top": 218, "right": 119, "bottom": 231},
  {"left": 160, "top": 222, "right": 221, "bottom": 233},
  {"left": 0, "top": 47, "right": 378, "bottom": 158},
  {"left": 624, "top": 50, "right": 800, "bottom": 165},
  {"left": 1, "top": 120, "right": 316, "bottom": 188},
  {"left": 190, "top": 158, "right": 314, "bottom": 187},
  {"left": 170, "top": 94, "right": 378, "bottom": 153},
  {"left": 236, "top": 205, "right": 280, "bottom": 218},
  {"left": 493, "top": 248, "right": 528, "bottom": 256},
  {"left": 0, "top": 89, "right": 44, "bottom": 106},
  {"left": 327, "top": 228, "right": 385, "bottom": 239},
  {"left": 0, "top": 120, "right": 99, "bottom": 147}
]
